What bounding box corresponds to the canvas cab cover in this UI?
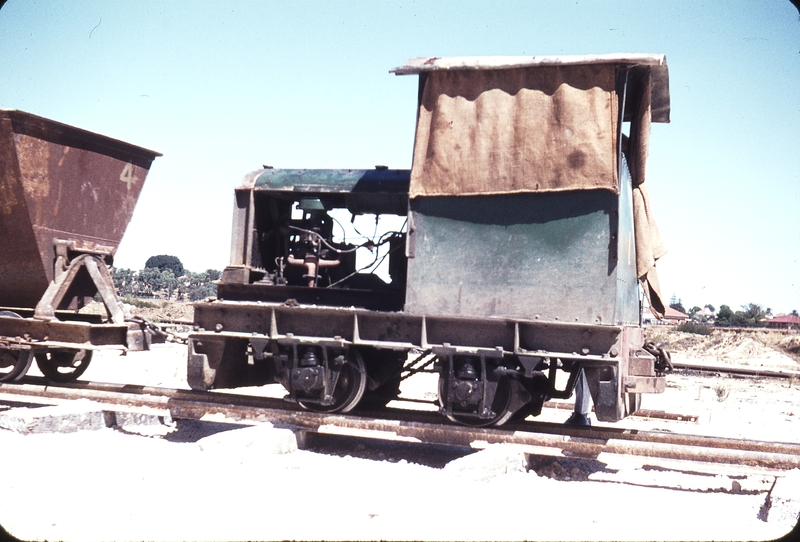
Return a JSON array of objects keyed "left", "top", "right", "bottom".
[{"left": 393, "top": 54, "right": 670, "bottom": 317}]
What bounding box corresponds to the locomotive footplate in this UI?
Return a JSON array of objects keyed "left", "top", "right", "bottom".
[{"left": 188, "top": 301, "right": 669, "bottom": 425}]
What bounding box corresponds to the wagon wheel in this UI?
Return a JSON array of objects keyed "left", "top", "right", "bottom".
[
  {"left": 35, "top": 350, "right": 93, "bottom": 382},
  {"left": 438, "top": 373, "right": 515, "bottom": 427},
  {"left": 0, "top": 348, "right": 34, "bottom": 382},
  {"left": 299, "top": 349, "right": 367, "bottom": 414},
  {"left": 0, "top": 310, "right": 35, "bottom": 382}
]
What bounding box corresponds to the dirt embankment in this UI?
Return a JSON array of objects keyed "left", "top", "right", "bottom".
[
  {"left": 126, "top": 300, "right": 194, "bottom": 323},
  {"left": 79, "top": 300, "right": 195, "bottom": 323},
  {"left": 647, "top": 326, "right": 800, "bottom": 367}
]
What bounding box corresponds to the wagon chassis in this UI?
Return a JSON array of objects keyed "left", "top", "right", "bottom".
[{"left": 0, "top": 249, "right": 157, "bottom": 383}]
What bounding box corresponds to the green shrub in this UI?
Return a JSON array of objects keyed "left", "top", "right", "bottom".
[
  {"left": 123, "top": 295, "right": 159, "bottom": 309},
  {"left": 145, "top": 254, "right": 185, "bottom": 277},
  {"left": 676, "top": 321, "right": 713, "bottom": 335}
]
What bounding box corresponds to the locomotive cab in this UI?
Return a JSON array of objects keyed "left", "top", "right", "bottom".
[{"left": 218, "top": 168, "right": 410, "bottom": 312}]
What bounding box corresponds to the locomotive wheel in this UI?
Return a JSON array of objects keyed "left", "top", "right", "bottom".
[
  {"left": 438, "top": 374, "right": 514, "bottom": 427},
  {"left": 35, "top": 350, "right": 93, "bottom": 382},
  {"left": 0, "top": 348, "right": 34, "bottom": 382},
  {"left": 509, "top": 372, "right": 550, "bottom": 421},
  {"left": 298, "top": 349, "right": 367, "bottom": 413},
  {"left": 358, "top": 349, "right": 406, "bottom": 410}
]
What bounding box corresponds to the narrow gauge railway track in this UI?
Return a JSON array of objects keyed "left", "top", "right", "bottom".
[
  {"left": 670, "top": 361, "right": 800, "bottom": 381},
  {"left": 2, "top": 377, "right": 799, "bottom": 471}
]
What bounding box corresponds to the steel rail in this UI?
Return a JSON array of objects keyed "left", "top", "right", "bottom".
[
  {"left": 671, "top": 361, "right": 800, "bottom": 380},
  {"left": 542, "top": 399, "right": 700, "bottom": 422},
  {"left": 1, "top": 378, "right": 799, "bottom": 470}
]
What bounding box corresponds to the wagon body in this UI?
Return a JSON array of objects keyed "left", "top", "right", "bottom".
[{"left": 0, "top": 110, "right": 160, "bottom": 308}]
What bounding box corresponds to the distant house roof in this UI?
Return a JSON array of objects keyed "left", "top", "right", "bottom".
[
  {"left": 767, "top": 314, "right": 800, "bottom": 325},
  {"left": 663, "top": 307, "right": 689, "bottom": 320},
  {"left": 643, "top": 306, "right": 688, "bottom": 322}
]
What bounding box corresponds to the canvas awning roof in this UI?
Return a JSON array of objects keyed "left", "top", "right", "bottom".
[
  {"left": 391, "top": 54, "right": 670, "bottom": 123},
  {"left": 393, "top": 54, "right": 671, "bottom": 318}
]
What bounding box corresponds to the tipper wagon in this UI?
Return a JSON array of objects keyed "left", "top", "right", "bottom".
[{"left": 0, "top": 110, "right": 160, "bottom": 382}]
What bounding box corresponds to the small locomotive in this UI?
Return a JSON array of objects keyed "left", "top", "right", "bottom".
[{"left": 188, "top": 54, "right": 672, "bottom": 426}]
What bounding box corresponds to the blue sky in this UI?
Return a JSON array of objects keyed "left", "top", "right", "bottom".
[{"left": 1, "top": 0, "right": 799, "bottom": 314}]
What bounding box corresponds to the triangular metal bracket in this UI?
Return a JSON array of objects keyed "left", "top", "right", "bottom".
[{"left": 34, "top": 254, "right": 125, "bottom": 323}]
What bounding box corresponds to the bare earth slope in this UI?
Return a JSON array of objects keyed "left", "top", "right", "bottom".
[{"left": 648, "top": 326, "right": 800, "bottom": 369}]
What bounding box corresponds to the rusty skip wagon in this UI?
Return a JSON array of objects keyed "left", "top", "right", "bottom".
[
  {"left": 188, "top": 54, "right": 673, "bottom": 426},
  {"left": 0, "top": 110, "right": 160, "bottom": 382}
]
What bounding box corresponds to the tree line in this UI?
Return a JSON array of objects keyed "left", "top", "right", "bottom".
[
  {"left": 669, "top": 295, "right": 798, "bottom": 328},
  {"left": 116, "top": 256, "right": 799, "bottom": 323},
  {"left": 113, "top": 255, "right": 220, "bottom": 302}
]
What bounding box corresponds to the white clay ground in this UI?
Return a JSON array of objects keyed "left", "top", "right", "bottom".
[{"left": 1, "top": 330, "right": 799, "bottom": 541}]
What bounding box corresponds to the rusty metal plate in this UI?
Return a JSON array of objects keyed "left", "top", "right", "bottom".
[
  {"left": 0, "top": 110, "right": 160, "bottom": 308},
  {"left": 405, "top": 191, "right": 619, "bottom": 324},
  {"left": 0, "top": 314, "right": 128, "bottom": 347}
]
